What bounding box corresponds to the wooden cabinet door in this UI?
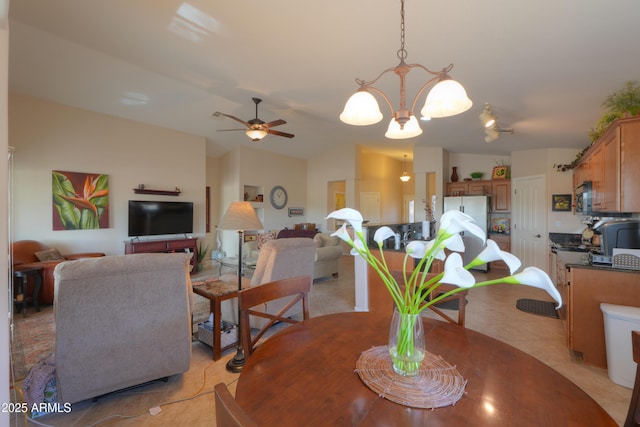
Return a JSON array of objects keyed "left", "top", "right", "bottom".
[
  {"left": 492, "top": 180, "right": 511, "bottom": 212},
  {"left": 467, "top": 180, "right": 490, "bottom": 195},
  {"left": 601, "top": 127, "right": 621, "bottom": 211},
  {"left": 620, "top": 118, "right": 640, "bottom": 212},
  {"left": 446, "top": 182, "right": 467, "bottom": 196},
  {"left": 489, "top": 234, "right": 510, "bottom": 270},
  {"left": 590, "top": 143, "right": 605, "bottom": 211}
]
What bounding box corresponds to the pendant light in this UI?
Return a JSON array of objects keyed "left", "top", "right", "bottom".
[{"left": 400, "top": 155, "right": 411, "bottom": 182}]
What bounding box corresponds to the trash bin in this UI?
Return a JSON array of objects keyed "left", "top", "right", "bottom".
[{"left": 601, "top": 303, "right": 640, "bottom": 388}]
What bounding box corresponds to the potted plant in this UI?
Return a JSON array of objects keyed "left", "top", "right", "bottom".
[
  {"left": 196, "top": 242, "right": 209, "bottom": 272},
  {"left": 590, "top": 81, "right": 640, "bottom": 141}
]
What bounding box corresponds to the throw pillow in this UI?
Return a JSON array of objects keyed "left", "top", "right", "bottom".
[
  {"left": 34, "top": 248, "right": 64, "bottom": 262},
  {"left": 256, "top": 232, "right": 276, "bottom": 250}
]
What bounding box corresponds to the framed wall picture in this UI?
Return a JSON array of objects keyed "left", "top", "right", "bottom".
[
  {"left": 552, "top": 194, "right": 572, "bottom": 211},
  {"left": 288, "top": 207, "right": 304, "bottom": 217},
  {"left": 492, "top": 166, "right": 508, "bottom": 179}
]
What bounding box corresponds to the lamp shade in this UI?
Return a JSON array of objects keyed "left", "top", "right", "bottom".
[
  {"left": 421, "top": 78, "right": 473, "bottom": 118},
  {"left": 246, "top": 128, "right": 268, "bottom": 141},
  {"left": 340, "top": 90, "right": 384, "bottom": 125},
  {"left": 385, "top": 116, "right": 423, "bottom": 139},
  {"left": 218, "top": 201, "right": 264, "bottom": 231}
]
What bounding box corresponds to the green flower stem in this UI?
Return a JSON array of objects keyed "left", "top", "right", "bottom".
[{"left": 391, "top": 311, "right": 422, "bottom": 375}]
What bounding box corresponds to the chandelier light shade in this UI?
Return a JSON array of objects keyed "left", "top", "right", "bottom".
[
  {"left": 339, "top": 90, "right": 383, "bottom": 125},
  {"left": 386, "top": 116, "right": 423, "bottom": 139},
  {"left": 340, "top": 0, "right": 472, "bottom": 139},
  {"left": 400, "top": 155, "right": 411, "bottom": 182}
]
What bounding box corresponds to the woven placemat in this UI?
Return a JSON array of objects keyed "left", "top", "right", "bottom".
[{"left": 355, "top": 345, "right": 466, "bottom": 409}]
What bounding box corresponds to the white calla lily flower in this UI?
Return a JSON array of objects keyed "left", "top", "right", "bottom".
[
  {"left": 476, "top": 239, "right": 522, "bottom": 274},
  {"left": 374, "top": 226, "right": 395, "bottom": 246},
  {"left": 326, "top": 208, "right": 364, "bottom": 233},
  {"left": 441, "top": 253, "right": 476, "bottom": 288},
  {"left": 509, "top": 267, "right": 562, "bottom": 308},
  {"left": 406, "top": 240, "right": 428, "bottom": 259},
  {"left": 440, "top": 210, "right": 486, "bottom": 243},
  {"left": 442, "top": 234, "right": 465, "bottom": 252},
  {"left": 425, "top": 240, "right": 446, "bottom": 261},
  {"left": 331, "top": 223, "right": 353, "bottom": 244}
]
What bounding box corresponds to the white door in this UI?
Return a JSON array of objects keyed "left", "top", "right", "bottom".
[
  {"left": 360, "top": 192, "right": 380, "bottom": 224},
  {"left": 512, "top": 175, "right": 547, "bottom": 271}
]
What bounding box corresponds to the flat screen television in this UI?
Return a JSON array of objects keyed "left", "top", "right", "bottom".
[{"left": 128, "top": 200, "right": 194, "bottom": 237}]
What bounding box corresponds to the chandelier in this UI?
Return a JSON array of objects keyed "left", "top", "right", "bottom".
[{"left": 339, "top": 0, "right": 472, "bottom": 139}]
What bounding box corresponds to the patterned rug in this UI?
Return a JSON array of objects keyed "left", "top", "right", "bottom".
[
  {"left": 10, "top": 295, "right": 212, "bottom": 381},
  {"left": 10, "top": 308, "right": 56, "bottom": 381}
]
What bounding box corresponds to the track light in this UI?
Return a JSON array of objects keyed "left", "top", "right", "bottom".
[{"left": 480, "top": 103, "right": 513, "bottom": 142}]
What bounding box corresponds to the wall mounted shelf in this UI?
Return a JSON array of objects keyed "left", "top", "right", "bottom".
[{"left": 133, "top": 187, "right": 181, "bottom": 196}]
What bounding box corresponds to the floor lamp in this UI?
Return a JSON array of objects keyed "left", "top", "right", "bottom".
[{"left": 217, "top": 201, "right": 264, "bottom": 373}]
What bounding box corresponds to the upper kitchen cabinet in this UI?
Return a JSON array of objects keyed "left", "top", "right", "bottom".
[
  {"left": 573, "top": 116, "right": 640, "bottom": 213},
  {"left": 446, "top": 180, "right": 491, "bottom": 196},
  {"left": 492, "top": 180, "right": 511, "bottom": 213}
]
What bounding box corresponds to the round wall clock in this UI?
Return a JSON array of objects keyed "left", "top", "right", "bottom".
[{"left": 270, "top": 185, "right": 288, "bottom": 209}]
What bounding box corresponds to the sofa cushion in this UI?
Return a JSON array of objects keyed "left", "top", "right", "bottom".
[{"left": 35, "top": 248, "right": 64, "bottom": 262}]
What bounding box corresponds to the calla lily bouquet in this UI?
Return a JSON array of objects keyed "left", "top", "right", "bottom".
[
  {"left": 327, "top": 208, "right": 562, "bottom": 316},
  {"left": 327, "top": 208, "right": 561, "bottom": 376}
]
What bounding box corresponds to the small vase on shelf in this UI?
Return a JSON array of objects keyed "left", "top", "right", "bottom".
[
  {"left": 388, "top": 308, "right": 425, "bottom": 376},
  {"left": 451, "top": 167, "right": 459, "bottom": 182}
]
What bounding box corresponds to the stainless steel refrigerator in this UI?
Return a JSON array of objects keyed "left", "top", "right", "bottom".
[{"left": 443, "top": 195, "right": 490, "bottom": 271}]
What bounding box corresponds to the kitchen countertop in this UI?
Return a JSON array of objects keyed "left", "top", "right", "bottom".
[{"left": 566, "top": 262, "right": 640, "bottom": 273}]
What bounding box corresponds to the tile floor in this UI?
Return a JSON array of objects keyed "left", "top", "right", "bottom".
[{"left": 10, "top": 256, "right": 632, "bottom": 426}]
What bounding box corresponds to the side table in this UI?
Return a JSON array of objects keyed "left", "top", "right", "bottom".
[
  {"left": 13, "top": 266, "right": 43, "bottom": 317},
  {"left": 191, "top": 278, "right": 239, "bottom": 360}
]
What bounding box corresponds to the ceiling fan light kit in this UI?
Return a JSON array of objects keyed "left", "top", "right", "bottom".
[
  {"left": 217, "top": 97, "right": 294, "bottom": 142},
  {"left": 340, "top": 0, "right": 472, "bottom": 139}
]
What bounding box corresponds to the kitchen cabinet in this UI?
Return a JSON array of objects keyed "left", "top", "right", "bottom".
[
  {"left": 491, "top": 180, "right": 511, "bottom": 212},
  {"left": 490, "top": 234, "right": 510, "bottom": 270},
  {"left": 566, "top": 265, "right": 640, "bottom": 368},
  {"left": 446, "top": 180, "right": 490, "bottom": 196},
  {"left": 573, "top": 116, "right": 640, "bottom": 212}
]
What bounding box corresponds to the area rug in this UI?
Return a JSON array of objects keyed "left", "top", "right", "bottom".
[
  {"left": 516, "top": 298, "right": 560, "bottom": 319},
  {"left": 10, "top": 309, "right": 56, "bottom": 381}
]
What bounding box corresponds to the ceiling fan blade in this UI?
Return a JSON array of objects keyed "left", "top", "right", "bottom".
[
  {"left": 219, "top": 113, "right": 250, "bottom": 127},
  {"left": 268, "top": 129, "right": 295, "bottom": 139},
  {"left": 264, "top": 119, "right": 287, "bottom": 128}
]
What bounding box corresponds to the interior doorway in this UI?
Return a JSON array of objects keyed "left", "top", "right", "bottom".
[{"left": 512, "top": 175, "right": 548, "bottom": 271}]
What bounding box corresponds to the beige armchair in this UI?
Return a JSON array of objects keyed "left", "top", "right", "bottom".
[
  {"left": 45, "top": 253, "right": 191, "bottom": 404},
  {"left": 221, "top": 238, "right": 316, "bottom": 328}
]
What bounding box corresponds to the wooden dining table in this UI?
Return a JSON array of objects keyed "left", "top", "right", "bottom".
[{"left": 234, "top": 311, "right": 617, "bottom": 426}]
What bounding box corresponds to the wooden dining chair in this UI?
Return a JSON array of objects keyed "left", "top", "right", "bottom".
[
  {"left": 625, "top": 330, "right": 640, "bottom": 427},
  {"left": 238, "top": 275, "right": 312, "bottom": 356},
  {"left": 214, "top": 382, "right": 257, "bottom": 427},
  {"left": 391, "top": 271, "right": 467, "bottom": 327}
]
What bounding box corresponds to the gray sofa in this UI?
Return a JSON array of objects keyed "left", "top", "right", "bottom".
[
  {"left": 243, "top": 232, "right": 343, "bottom": 280},
  {"left": 51, "top": 253, "right": 193, "bottom": 404}
]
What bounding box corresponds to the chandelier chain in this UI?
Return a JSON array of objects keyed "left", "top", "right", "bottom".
[{"left": 397, "top": 0, "right": 407, "bottom": 61}]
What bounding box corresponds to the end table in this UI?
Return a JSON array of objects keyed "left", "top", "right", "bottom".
[{"left": 13, "top": 266, "right": 43, "bottom": 317}]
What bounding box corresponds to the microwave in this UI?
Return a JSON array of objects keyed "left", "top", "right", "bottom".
[{"left": 574, "top": 181, "right": 592, "bottom": 214}]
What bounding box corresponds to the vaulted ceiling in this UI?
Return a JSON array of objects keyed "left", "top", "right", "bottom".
[{"left": 8, "top": 0, "right": 640, "bottom": 161}]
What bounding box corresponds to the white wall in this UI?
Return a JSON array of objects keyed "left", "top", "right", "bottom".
[
  {"left": 9, "top": 93, "right": 207, "bottom": 255},
  {"left": 512, "top": 148, "right": 585, "bottom": 234}
]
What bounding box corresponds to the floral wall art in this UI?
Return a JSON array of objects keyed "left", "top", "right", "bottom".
[{"left": 52, "top": 170, "right": 109, "bottom": 230}]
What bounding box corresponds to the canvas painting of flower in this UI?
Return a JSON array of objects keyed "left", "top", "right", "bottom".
[{"left": 52, "top": 170, "right": 109, "bottom": 230}]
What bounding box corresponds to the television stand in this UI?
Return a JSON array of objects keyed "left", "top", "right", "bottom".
[{"left": 124, "top": 237, "right": 198, "bottom": 273}]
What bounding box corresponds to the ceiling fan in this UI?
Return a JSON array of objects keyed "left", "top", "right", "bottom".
[{"left": 214, "top": 98, "right": 294, "bottom": 141}]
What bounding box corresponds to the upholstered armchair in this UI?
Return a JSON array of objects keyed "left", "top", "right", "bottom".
[
  {"left": 221, "top": 237, "right": 316, "bottom": 328},
  {"left": 11, "top": 240, "right": 105, "bottom": 305}
]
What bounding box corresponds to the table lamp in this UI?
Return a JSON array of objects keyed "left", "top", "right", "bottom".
[{"left": 217, "top": 201, "right": 264, "bottom": 372}]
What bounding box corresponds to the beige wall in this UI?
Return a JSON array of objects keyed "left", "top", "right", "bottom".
[
  {"left": 1, "top": 1, "right": 10, "bottom": 418},
  {"left": 9, "top": 93, "right": 207, "bottom": 256}
]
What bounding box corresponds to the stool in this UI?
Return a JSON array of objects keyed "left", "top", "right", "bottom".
[{"left": 13, "top": 266, "right": 43, "bottom": 317}]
